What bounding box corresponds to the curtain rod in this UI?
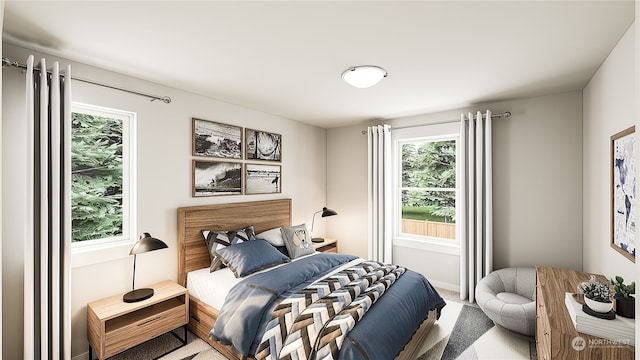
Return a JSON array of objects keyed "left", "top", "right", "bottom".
[
  {"left": 2, "top": 57, "right": 172, "bottom": 104},
  {"left": 361, "top": 111, "right": 511, "bottom": 134}
]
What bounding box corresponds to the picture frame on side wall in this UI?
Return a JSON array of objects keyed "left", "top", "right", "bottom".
[
  {"left": 192, "top": 118, "right": 242, "bottom": 159},
  {"left": 192, "top": 160, "right": 242, "bottom": 197},
  {"left": 611, "top": 125, "right": 636, "bottom": 262},
  {"left": 246, "top": 163, "right": 281, "bottom": 195},
  {"left": 246, "top": 128, "right": 282, "bottom": 161}
]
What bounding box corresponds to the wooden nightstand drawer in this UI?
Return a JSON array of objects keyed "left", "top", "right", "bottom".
[
  {"left": 88, "top": 281, "right": 189, "bottom": 359},
  {"left": 104, "top": 298, "right": 186, "bottom": 356},
  {"left": 313, "top": 238, "right": 338, "bottom": 253}
]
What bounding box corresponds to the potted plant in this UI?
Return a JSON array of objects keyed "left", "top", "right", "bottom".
[
  {"left": 611, "top": 276, "right": 635, "bottom": 318},
  {"left": 581, "top": 280, "right": 614, "bottom": 313}
]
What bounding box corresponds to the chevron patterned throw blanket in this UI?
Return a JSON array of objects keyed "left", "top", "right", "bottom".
[{"left": 255, "top": 260, "right": 406, "bottom": 360}]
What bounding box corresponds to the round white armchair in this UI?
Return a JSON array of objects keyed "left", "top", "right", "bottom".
[{"left": 475, "top": 267, "right": 536, "bottom": 337}]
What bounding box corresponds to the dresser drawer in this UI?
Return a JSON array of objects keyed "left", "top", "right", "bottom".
[
  {"left": 536, "top": 311, "right": 551, "bottom": 360},
  {"left": 536, "top": 281, "right": 551, "bottom": 360}
]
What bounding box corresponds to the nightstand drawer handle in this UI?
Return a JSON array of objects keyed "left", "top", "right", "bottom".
[
  {"left": 138, "top": 315, "right": 162, "bottom": 326},
  {"left": 190, "top": 315, "right": 200, "bottom": 323}
]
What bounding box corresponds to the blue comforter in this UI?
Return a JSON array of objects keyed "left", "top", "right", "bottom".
[{"left": 210, "top": 253, "right": 445, "bottom": 359}]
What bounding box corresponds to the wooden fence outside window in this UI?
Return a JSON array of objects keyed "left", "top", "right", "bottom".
[{"left": 402, "top": 219, "right": 456, "bottom": 240}]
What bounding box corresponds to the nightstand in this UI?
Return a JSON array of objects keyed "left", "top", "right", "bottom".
[
  {"left": 313, "top": 238, "right": 338, "bottom": 253},
  {"left": 87, "top": 280, "right": 189, "bottom": 359}
]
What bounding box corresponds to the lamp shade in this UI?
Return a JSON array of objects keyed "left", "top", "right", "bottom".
[
  {"left": 320, "top": 207, "right": 338, "bottom": 217},
  {"left": 342, "top": 66, "right": 387, "bottom": 88},
  {"left": 129, "top": 232, "right": 168, "bottom": 255}
]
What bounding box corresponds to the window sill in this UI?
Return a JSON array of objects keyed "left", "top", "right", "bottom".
[
  {"left": 393, "top": 237, "right": 460, "bottom": 256},
  {"left": 71, "top": 241, "right": 134, "bottom": 269}
]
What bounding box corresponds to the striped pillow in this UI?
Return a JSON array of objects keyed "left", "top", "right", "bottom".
[{"left": 202, "top": 225, "right": 255, "bottom": 272}]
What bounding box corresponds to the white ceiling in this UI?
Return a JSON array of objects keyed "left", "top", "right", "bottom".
[{"left": 2, "top": 1, "right": 635, "bottom": 128}]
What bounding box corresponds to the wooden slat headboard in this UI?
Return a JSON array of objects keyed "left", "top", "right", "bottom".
[{"left": 177, "top": 198, "right": 292, "bottom": 286}]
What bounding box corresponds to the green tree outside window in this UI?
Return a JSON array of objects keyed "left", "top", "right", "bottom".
[
  {"left": 400, "top": 139, "right": 457, "bottom": 239},
  {"left": 71, "top": 112, "right": 124, "bottom": 242}
]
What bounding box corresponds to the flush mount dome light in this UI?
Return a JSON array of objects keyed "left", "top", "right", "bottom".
[{"left": 341, "top": 65, "right": 387, "bottom": 88}]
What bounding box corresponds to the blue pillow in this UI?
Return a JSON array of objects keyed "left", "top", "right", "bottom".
[{"left": 214, "top": 239, "right": 290, "bottom": 278}]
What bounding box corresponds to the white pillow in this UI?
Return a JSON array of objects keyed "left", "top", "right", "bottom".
[{"left": 256, "top": 227, "right": 284, "bottom": 246}]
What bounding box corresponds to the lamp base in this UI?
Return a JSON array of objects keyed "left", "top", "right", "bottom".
[
  {"left": 312, "top": 237, "right": 325, "bottom": 243},
  {"left": 123, "top": 288, "right": 154, "bottom": 303}
]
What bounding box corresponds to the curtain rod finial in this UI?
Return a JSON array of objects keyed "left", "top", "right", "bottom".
[
  {"left": 151, "top": 96, "right": 172, "bottom": 104},
  {"left": 2, "top": 57, "right": 14, "bottom": 68}
]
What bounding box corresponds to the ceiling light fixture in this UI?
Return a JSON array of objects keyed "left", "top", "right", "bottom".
[{"left": 341, "top": 65, "right": 387, "bottom": 88}]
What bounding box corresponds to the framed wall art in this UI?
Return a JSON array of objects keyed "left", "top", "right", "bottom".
[
  {"left": 192, "top": 160, "right": 242, "bottom": 197},
  {"left": 246, "top": 128, "right": 282, "bottom": 161},
  {"left": 192, "top": 118, "right": 242, "bottom": 159},
  {"left": 611, "top": 125, "right": 636, "bottom": 262},
  {"left": 246, "top": 163, "right": 281, "bottom": 195}
]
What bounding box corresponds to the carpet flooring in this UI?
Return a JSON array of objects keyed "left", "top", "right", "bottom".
[
  {"left": 440, "top": 305, "right": 496, "bottom": 359},
  {"left": 417, "top": 302, "right": 536, "bottom": 360},
  {"left": 103, "top": 328, "right": 211, "bottom": 360},
  {"left": 109, "top": 290, "right": 538, "bottom": 360}
]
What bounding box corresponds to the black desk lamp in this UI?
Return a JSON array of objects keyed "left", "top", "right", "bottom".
[
  {"left": 123, "top": 233, "right": 168, "bottom": 303},
  {"left": 311, "top": 207, "right": 338, "bottom": 243}
]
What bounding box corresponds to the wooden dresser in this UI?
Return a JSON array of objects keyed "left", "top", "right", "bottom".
[{"left": 535, "top": 266, "right": 634, "bottom": 360}]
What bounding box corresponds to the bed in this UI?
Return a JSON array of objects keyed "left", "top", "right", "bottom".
[{"left": 177, "top": 198, "right": 445, "bottom": 360}]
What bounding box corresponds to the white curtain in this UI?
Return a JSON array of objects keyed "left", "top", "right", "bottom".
[
  {"left": 367, "top": 124, "right": 392, "bottom": 263},
  {"left": 459, "top": 110, "right": 493, "bottom": 303},
  {"left": 24, "top": 55, "right": 72, "bottom": 360}
]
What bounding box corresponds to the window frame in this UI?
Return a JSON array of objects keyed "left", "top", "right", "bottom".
[
  {"left": 70, "top": 102, "right": 137, "bottom": 267},
  {"left": 392, "top": 123, "right": 461, "bottom": 255}
]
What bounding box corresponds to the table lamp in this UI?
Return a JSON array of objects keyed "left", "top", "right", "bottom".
[
  {"left": 311, "top": 207, "right": 338, "bottom": 243},
  {"left": 123, "top": 233, "right": 168, "bottom": 303}
]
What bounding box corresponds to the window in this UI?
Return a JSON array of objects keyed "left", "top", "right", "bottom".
[
  {"left": 398, "top": 137, "right": 457, "bottom": 242},
  {"left": 392, "top": 121, "right": 460, "bottom": 254},
  {"left": 71, "top": 103, "right": 136, "bottom": 252}
]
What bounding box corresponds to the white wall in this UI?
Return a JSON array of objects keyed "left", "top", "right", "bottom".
[
  {"left": 2, "top": 43, "right": 328, "bottom": 359},
  {"left": 583, "top": 23, "right": 637, "bottom": 283},
  {"left": 325, "top": 125, "right": 368, "bottom": 258},
  {"left": 327, "top": 91, "right": 584, "bottom": 288}
]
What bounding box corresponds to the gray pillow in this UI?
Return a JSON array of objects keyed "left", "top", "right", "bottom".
[
  {"left": 280, "top": 224, "right": 315, "bottom": 259},
  {"left": 215, "top": 239, "right": 290, "bottom": 278}
]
